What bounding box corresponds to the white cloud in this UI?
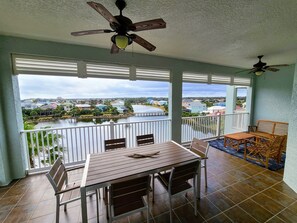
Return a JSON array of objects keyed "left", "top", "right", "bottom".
[{"left": 18, "top": 75, "right": 235, "bottom": 99}]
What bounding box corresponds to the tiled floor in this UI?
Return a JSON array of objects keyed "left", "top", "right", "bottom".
[{"left": 1, "top": 146, "right": 297, "bottom": 223}]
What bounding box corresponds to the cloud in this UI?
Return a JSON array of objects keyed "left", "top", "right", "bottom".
[{"left": 18, "top": 75, "right": 240, "bottom": 99}]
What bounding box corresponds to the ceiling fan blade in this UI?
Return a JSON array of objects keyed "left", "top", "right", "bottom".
[
  {"left": 235, "top": 69, "right": 252, "bottom": 74},
  {"left": 129, "top": 18, "right": 166, "bottom": 32},
  {"left": 264, "top": 67, "right": 279, "bottom": 72},
  {"left": 110, "top": 43, "right": 120, "bottom": 54},
  {"left": 87, "top": 1, "right": 120, "bottom": 26},
  {"left": 71, "top": 29, "right": 113, "bottom": 36},
  {"left": 130, "top": 34, "right": 156, "bottom": 51},
  {"left": 266, "top": 64, "right": 289, "bottom": 67},
  {"left": 248, "top": 68, "right": 257, "bottom": 74}
]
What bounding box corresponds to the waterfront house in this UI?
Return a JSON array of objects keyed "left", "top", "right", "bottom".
[
  {"left": 61, "top": 102, "right": 73, "bottom": 112},
  {"left": 158, "top": 100, "right": 168, "bottom": 106},
  {"left": 75, "top": 104, "right": 91, "bottom": 110},
  {"left": 95, "top": 103, "right": 108, "bottom": 112},
  {"left": 207, "top": 105, "right": 226, "bottom": 115},
  {"left": 111, "top": 100, "right": 127, "bottom": 113},
  {"left": 189, "top": 100, "right": 207, "bottom": 113},
  {"left": 1, "top": 1, "right": 297, "bottom": 222}
]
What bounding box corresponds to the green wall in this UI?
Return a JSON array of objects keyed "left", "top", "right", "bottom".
[
  {"left": 252, "top": 65, "right": 295, "bottom": 123},
  {"left": 0, "top": 35, "right": 245, "bottom": 186}
]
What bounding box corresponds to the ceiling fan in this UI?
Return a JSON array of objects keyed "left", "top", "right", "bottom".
[
  {"left": 71, "top": 0, "right": 166, "bottom": 54},
  {"left": 237, "top": 55, "right": 289, "bottom": 76}
]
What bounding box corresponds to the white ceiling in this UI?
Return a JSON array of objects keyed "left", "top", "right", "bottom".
[{"left": 0, "top": 0, "right": 296, "bottom": 68}]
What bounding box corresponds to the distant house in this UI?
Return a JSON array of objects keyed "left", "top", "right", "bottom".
[
  {"left": 189, "top": 100, "right": 207, "bottom": 113},
  {"left": 62, "top": 102, "right": 73, "bottom": 112},
  {"left": 147, "top": 98, "right": 154, "bottom": 104},
  {"left": 40, "top": 102, "right": 58, "bottom": 110},
  {"left": 214, "top": 102, "right": 226, "bottom": 107},
  {"left": 182, "top": 99, "right": 193, "bottom": 108},
  {"left": 158, "top": 100, "right": 168, "bottom": 106},
  {"left": 111, "top": 100, "right": 125, "bottom": 107},
  {"left": 96, "top": 104, "right": 107, "bottom": 111},
  {"left": 75, "top": 104, "right": 91, "bottom": 110},
  {"left": 111, "top": 100, "right": 127, "bottom": 114},
  {"left": 21, "top": 100, "right": 38, "bottom": 109},
  {"left": 207, "top": 106, "right": 226, "bottom": 114}
]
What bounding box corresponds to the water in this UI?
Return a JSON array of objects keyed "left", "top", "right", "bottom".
[
  {"left": 35, "top": 105, "right": 166, "bottom": 129},
  {"left": 29, "top": 105, "right": 216, "bottom": 168}
]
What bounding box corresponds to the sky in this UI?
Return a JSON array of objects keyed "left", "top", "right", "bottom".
[{"left": 18, "top": 75, "right": 234, "bottom": 99}]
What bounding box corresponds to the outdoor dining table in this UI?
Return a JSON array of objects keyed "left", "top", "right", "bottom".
[{"left": 80, "top": 140, "right": 201, "bottom": 223}]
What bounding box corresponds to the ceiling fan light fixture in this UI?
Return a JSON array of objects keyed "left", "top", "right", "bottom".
[
  {"left": 111, "top": 34, "right": 132, "bottom": 50},
  {"left": 255, "top": 70, "right": 264, "bottom": 76},
  {"left": 115, "top": 35, "right": 128, "bottom": 49}
]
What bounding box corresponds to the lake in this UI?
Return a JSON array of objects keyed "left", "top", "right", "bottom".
[{"left": 35, "top": 105, "right": 166, "bottom": 129}]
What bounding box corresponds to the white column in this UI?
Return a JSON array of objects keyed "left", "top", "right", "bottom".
[
  {"left": 284, "top": 63, "right": 297, "bottom": 192},
  {"left": 224, "top": 86, "right": 236, "bottom": 134},
  {"left": 169, "top": 70, "right": 183, "bottom": 143}
]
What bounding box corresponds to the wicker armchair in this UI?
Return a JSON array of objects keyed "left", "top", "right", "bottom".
[{"left": 245, "top": 135, "right": 286, "bottom": 168}]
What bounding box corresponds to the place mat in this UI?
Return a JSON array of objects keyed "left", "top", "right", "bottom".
[{"left": 127, "top": 151, "right": 160, "bottom": 158}]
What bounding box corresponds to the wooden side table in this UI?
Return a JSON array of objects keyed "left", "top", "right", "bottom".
[{"left": 224, "top": 132, "right": 255, "bottom": 151}]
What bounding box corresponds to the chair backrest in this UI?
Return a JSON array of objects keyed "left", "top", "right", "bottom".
[
  {"left": 104, "top": 138, "right": 126, "bottom": 151},
  {"left": 269, "top": 135, "right": 286, "bottom": 153},
  {"left": 169, "top": 161, "right": 200, "bottom": 192},
  {"left": 190, "top": 138, "right": 209, "bottom": 158},
  {"left": 109, "top": 175, "right": 151, "bottom": 216},
  {"left": 136, "top": 134, "right": 154, "bottom": 146},
  {"left": 46, "top": 157, "right": 67, "bottom": 193}
]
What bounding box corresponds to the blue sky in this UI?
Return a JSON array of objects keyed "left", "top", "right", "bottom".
[{"left": 18, "top": 75, "right": 229, "bottom": 99}]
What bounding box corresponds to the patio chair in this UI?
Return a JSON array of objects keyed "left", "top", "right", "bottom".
[
  {"left": 156, "top": 161, "right": 200, "bottom": 223},
  {"left": 136, "top": 133, "right": 156, "bottom": 200},
  {"left": 46, "top": 158, "right": 99, "bottom": 223},
  {"left": 104, "top": 138, "right": 126, "bottom": 151},
  {"left": 190, "top": 138, "right": 210, "bottom": 187},
  {"left": 107, "top": 175, "right": 151, "bottom": 223},
  {"left": 136, "top": 134, "right": 154, "bottom": 146},
  {"left": 245, "top": 135, "right": 286, "bottom": 168}
]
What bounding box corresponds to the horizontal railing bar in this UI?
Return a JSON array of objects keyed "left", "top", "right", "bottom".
[{"left": 20, "top": 118, "right": 172, "bottom": 133}]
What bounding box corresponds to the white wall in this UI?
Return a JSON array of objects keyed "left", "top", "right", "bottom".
[{"left": 284, "top": 62, "right": 297, "bottom": 192}]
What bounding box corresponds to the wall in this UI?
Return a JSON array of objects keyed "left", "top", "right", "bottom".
[
  {"left": 0, "top": 35, "right": 247, "bottom": 186},
  {"left": 284, "top": 62, "right": 297, "bottom": 192},
  {"left": 252, "top": 65, "right": 295, "bottom": 123}
]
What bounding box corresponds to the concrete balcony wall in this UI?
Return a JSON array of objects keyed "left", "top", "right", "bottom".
[
  {"left": 284, "top": 62, "right": 297, "bottom": 192},
  {"left": 252, "top": 65, "right": 295, "bottom": 123}
]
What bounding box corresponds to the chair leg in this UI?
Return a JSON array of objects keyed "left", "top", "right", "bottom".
[
  {"left": 98, "top": 188, "right": 101, "bottom": 199},
  {"left": 265, "top": 158, "right": 269, "bottom": 169},
  {"left": 95, "top": 190, "right": 99, "bottom": 223},
  {"left": 204, "top": 161, "right": 207, "bottom": 188},
  {"left": 169, "top": 194, "right": 173, "bottom": 223},
  {"left": 105, "top": 187, "right": 109, "bottom": 220},
  {"left": 193, "top": 177, "right": 197, "bottom": 216},
  {"left": 56, "top": 196, "right": 60, "bottom": 223},
  {"left": 147, "top": 189, "right": 150, "bottom": 223},
  {"left": 152, "top": 175, "right": 155, "bottom": 203}
]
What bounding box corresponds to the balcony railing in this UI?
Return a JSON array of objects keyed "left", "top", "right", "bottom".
[
  {"left": 20, "top": 113, "right": 249, "bottom": 172},
  {"left": 181, "top": 112, "right": 249, "bottom": 143}
]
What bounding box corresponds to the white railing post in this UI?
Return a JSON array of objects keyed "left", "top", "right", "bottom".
[
  {"left": 216, "top": 113, "right": 222, "bottom": 139},
  {"left": 110, "top": 121, "right": 115, "bottom": 139}
]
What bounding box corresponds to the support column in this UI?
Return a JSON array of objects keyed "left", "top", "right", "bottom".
[
  {"left": 284, "top": 63, "right": 297, "bottom": 192},
  {"left": 224, "top": 86, "right": 236, "bottom": 134},
  {"left": 0, "top": 52, "right": 26, "bottom": 186},
  {"left": 169, "top": 70, "right": 183, "bottom": 143}
]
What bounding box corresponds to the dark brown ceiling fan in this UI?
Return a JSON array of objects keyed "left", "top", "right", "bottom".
[
  {"left": 71, "top": 0, "right": 166, "bottom": 54},
  {"left": 237, "top": 55, "right": 289, "bottom": 76}
]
